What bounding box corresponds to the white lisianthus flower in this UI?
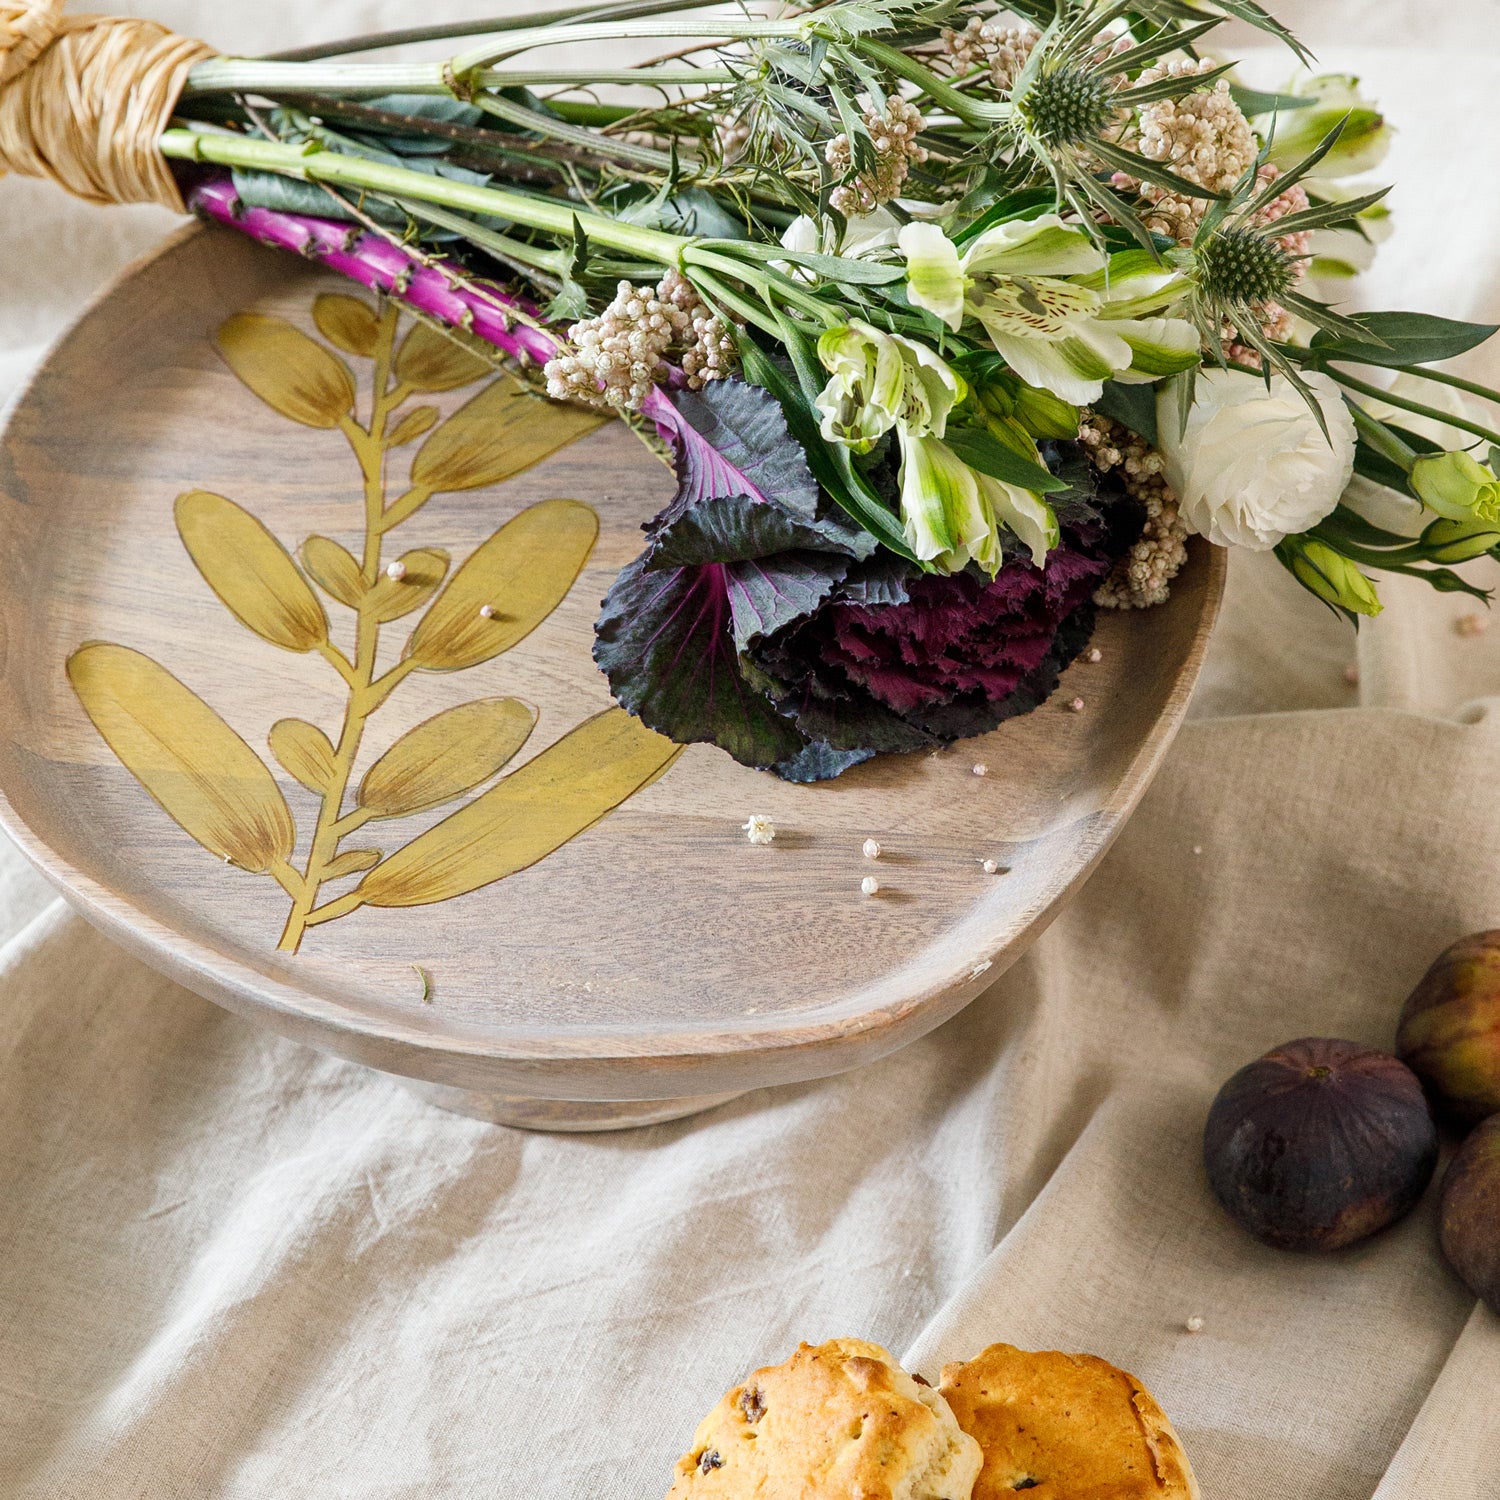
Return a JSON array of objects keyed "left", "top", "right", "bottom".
[
  {"left": 1158, "top": 370, "right": 1356, "bottom": 550},
  {"left": 899, "top": 215, "right": 1199, "bottom": 405}
]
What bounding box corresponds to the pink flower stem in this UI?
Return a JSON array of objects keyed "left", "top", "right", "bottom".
[{"left": 189, "top": 175, "right": 563, "bottom": 367}]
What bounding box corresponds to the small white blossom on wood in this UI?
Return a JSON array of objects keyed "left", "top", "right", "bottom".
[{"left": 742, "top": 815, "right": 776, "bottom": 845}]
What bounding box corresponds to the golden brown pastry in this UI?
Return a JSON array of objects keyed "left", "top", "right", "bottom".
[
  {"left": 938, "top": 1343, "right": 1200, "bottom": 1499},
  {"left": 664, "top": 1337, "right": 983, "bottom": 1499}
]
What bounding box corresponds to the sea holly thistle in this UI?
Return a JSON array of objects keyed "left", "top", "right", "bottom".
[{"left": 69, "top": 298, "right": 680, "bottom": 952}]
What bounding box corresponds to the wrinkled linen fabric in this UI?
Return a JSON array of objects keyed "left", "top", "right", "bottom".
[{"left": 3, "top": 3, "right": 1500, "bottom": 1496}]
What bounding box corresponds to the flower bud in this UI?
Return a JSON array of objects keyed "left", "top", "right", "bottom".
[
  {"left": 1279, "top": 536, "right": 1383, "bottom": 617},
  {"left": 1420, "top": 515, "right": 1500, "bottom": 564},
  {"left": 1411, "top": 451, "right": 1500, "bottom": 524}
]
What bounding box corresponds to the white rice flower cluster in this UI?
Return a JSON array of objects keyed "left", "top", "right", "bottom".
[
  {"left": 1081, "top": 415, "right": 1189, "bottom": 609},
  {"left": 544, "top": 271, "right": 736, "bottom": 411},
  {"left": 825, "top": 97, "right": 928, "bottom": 217},
  {"left": 938, "top": 16, "right": 1039, "bottom": 92},
  {"left": 659, "top": 268, "right": 738, "bottom": 388},
  {"left": 1116, "top": 59, "right": 1257, "bottom": 243}
]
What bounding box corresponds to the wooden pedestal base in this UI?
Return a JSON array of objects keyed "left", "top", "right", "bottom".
[{"left": 400, "top": 1078, "right": 745, "bottom": 1132}]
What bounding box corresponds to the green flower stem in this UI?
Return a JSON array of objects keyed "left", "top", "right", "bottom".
[
  {"left": 470, "top": 92, "right": 678, "bottom": 171},
  {"left": 265, "top": 0, "right": 718, "bottom": 63},
  {"left": 1395, "top": 363, "right": 1500, "bottom": 412},
  {"left": 686, "top": 266, "right": 783, "bottom": 340},
  {"left": 1350, "top": 403, "right": 1417, "bottom": 472},
  {"left": 1327, "top": 364, "right": 1500, "bottom": 449},
  {"left": 389, "top": 197, "right": 569, "bottom": 278},
  {"left": 852, "top": 38, "right": 1011, "bottom": 124},
  {"left": 446, "top": 16, "right": 800, "bottom": 72},
  {"left": 467, "top": 66, "right": 740, "bottom": 85},
  {"left": 681, "top": 246, "right": 839, "bottom": 329},
  {"left": 159, "top": 127, "right": 687, "bottom": 264}
]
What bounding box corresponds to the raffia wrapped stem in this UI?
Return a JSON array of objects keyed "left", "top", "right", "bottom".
[{"left": 0, "top": 0, "right": 212, "bottom": 209}]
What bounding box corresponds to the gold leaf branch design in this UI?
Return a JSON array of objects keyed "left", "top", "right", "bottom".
[{"left": 69, "top": 296, "right": 681, "bottom": 957}]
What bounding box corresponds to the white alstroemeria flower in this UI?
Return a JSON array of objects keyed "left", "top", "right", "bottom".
[
  {"left": 814, "top": 320, "right": 962, "bottom": 452},
  {"left": 1158, "top": 369, "right": 1355, "bottom": 551},
  {"left": 781, "top": 206, "right": 904, "bottom": 259},
  {"left": 899, "top": 216, "right": 1199, "bottom": 405},
  {"left": 813, "top": 323, "right": 1057, "bottom": 576},
  {"left": 979, "top": 471, "right": 1059, "bottom": 567},
  {"left": 1264, "top": 73, "right": 1392, "bottom": 180},
  {"left": 1301, "top": 185, "right": 1394, "bottom": 300},
  {"left": 900, "top": 433, "right": 1003, "bottom": 574}
]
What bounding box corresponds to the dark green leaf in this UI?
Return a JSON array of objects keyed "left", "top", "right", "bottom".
[
  {"left": 1091, "top": 380, "right": 1159, "bottom": 445},
  {"left": 1229, "top": 85, "right": 1317, "bottom": 117},
  {"left": 1310, "top": 311, "right": 1499, "bottom": 369},
  {"left": 943, "top": 426, "right": 1068, "bottom": 494}
]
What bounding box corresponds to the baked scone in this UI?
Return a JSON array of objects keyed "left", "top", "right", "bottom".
[
  {"left": 938, "top": 1344, "right": 1199, "bottom": 1499},
  {"left": 664, "top": 1337, "right": 983, "bottom": 1499}
]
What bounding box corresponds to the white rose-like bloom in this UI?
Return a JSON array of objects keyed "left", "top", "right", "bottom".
[{"left": 1158, "top": 369, "right": 1356, "bottom": 550}]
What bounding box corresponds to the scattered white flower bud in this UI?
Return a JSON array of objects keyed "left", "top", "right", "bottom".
[
  {"left": 972, "top": 763, "right": 988, "bottom": 777},
  {"left": 1068, "top": 696, "right": 1086, "bottom": 713},
  {"left": 981, "top": 859, "right": 1001, "bottom": 875},
  {"left": 862, "top": 839, "right": 882, "bottom": 860},
  {"left": 742, "top": 815, "right": 776, "bottom": 845},
  {"left": 861, "top": 875, "right": 880, "bottom": 896},
  {"left": 385, "top": 560, "right": 407, "bottom": 582},
  {"left": 479, "top": 603, "right": 496, "bottom": 619},
  {"left": 1185, "top": 1315, "right": 1205, "bottom": 1334},
  {"left": 1087, "top": 647, "right": 1103, "bottom": 663}
]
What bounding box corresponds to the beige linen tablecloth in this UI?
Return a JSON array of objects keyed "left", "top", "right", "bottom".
[{"left": 3, "top": 4, "right": 1500, "bottom": 1495}]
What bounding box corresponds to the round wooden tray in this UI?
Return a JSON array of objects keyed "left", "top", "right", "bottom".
[{"left": 0, "top": 224, "right": 1225, "bottom": 1130}]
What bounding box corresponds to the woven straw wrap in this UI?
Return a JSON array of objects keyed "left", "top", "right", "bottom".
[{"left": 0, "top": 0, "right": 213, "bottom": 209}]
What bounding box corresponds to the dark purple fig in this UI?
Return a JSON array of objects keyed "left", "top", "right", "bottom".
[
  {"left": 1204, "top": 1037, "right": 1438, "bottom": 1253},
  {"left": 1440, "top": 1114, "right": 1500, "bottom": 1312},
  {"left": 1397, "top": 930, "right": 1500, "bottom": 1127}
]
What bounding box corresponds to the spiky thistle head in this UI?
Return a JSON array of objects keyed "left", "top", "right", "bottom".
[{"left": 990, "top": 3, "right": 1245, "bottom": 249}]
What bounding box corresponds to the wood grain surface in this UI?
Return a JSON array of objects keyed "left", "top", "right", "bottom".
[{"left": 0, "top": 223, "right": 1226, "bottom": 1129}]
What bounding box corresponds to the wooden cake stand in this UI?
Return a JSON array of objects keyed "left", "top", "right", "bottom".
[{"left": 0, "top": 224, "right": 1224, "bottom": 1130}]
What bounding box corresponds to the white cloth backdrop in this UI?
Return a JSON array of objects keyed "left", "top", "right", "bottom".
[{"left": 3, "top": 4, "right": 1500, "bottom": 1495}]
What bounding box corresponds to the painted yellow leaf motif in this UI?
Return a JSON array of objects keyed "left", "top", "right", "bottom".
[
  {"left": 410, "top": 374, "right": 604, "bottom": 493},
  {"left": 387, "top": 405, "right": 439, "bottom": 448},
  {"left": 177, "top": 491, "right": 328, "bottom": 652},
  {"left": 358, "top": 698, "right": 536, "bottom": 818},
  {"left": 408, "top": 500, "right": 598, "bottom": 672},
  {"left": 79, "top": 298, "right": 650, "bottom": 956},
  {"left": 394, "top": 322, "right": 493, "bottom": 392},
  {"left": 68, "top": 643, "right": 295, "bottom": 872},
  {"left": 367, "top": 547, "right": 449, "bottom": 623},
  {"left": 216, "top": 313, "right": 356, "bottom": 429},
  {"left": 313, "top": 293, "right": 381, "bottom": 358},
  {"left": 323, "top": 848, "right": 382, "bottom": 879},
  {"left": 269, "top": 718, "right": 338, "bottom": 794},
  {"left": 354, "top": 710, "right": 680, "bottom": 909},
  {"left": 301, "top": 535, "right": 365, "bottom": 609}
]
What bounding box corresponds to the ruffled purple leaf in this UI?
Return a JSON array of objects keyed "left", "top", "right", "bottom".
[
  {"left": 595, "top": 552, "right": 846, "bottom": 768},
  {"left": 640, "top": 381, "right": 874, "bottom": 559},
  {"left": 747, "top": 525, "right": 1119, "bottom": 756},
  {"left": 647, "top": 492, "right": 861, "bottom": 570}
]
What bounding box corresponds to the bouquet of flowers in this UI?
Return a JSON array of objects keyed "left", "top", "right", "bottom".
[{"left": 8, "top": 0, "right": 1500, "bottom": 779}]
